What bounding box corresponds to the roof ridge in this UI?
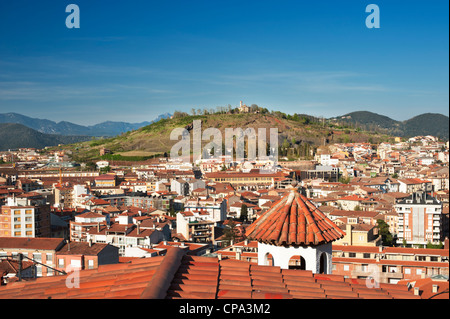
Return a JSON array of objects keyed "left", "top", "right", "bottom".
[{"left": 140, "top": 247, "right": 186, "bottom": 299}]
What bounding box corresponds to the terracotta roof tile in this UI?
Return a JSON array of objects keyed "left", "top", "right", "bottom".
[
  {"left": 245, "top": 189, "right": 345, "bottom": 246},
  {"left": 0, "top": 247, "right": 423, "bottom": 300}
]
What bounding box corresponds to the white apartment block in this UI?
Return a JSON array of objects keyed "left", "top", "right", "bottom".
[{"left": 396, "top": 192, "right": 443, "bottom": 246}]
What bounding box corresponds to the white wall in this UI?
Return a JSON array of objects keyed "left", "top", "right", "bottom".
[{"left": 257, "top": 242, "right": 333, "bottom": 274}]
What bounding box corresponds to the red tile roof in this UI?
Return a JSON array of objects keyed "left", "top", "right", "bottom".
[
  {"left": 245, "top": 189, "right": 345, "bottom": 246},
  {"left": 0, "top": 237, "right": 65, "bottom": 251},
  {"left": 0, "top": 248, "right": 421, "bottom": 299}
]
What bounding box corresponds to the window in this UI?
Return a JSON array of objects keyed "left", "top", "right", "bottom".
[
  {"left": 88, "top": 259, "right": 94, "bottom": 269},
  {"left": 58, "top": 259, "right": 65, "bottom": 267},
  {"left": 349, "top": 253, "right": 356, "bottom": 258},
  {"left": 25, "top": 210, "right": 32, "bottom": 215},
  {"left": 405, "top": 268, "right": 411, "bottom": 274},
  {"left": 343, "top": 265, "right": 350, "bottom": 271},
  {"left": 416, "top": 269, "right": 423, "bottom": 275},
  {"left": 36, "top": 265, "right": 42, "bottom": 276},
  {"left": 363, "top": 253, "right": 371, "bottom": 258}
]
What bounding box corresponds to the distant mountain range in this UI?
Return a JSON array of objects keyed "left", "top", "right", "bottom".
[
  {"left": 0, "top": 112, "right": 172, "bottom": 137},
  {"left": 0, "top": 110, "right": 447, "bottom": 152},
  {"left": 330, "top": 111, "right": 449, "bottom": 140},
  {"left": 0, "top": 123, "right": 91, "bottom": 151}
]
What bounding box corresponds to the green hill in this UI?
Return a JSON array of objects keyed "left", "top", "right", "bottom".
[
  {"left": 0, "top": 123, "right": 90, "bottom": 151},
  {"left": 403, "top": 113, "right": 449, "bottom": 139},
  {"left": 65, "top": 112, "right": 395, "bottom": 163},
  {"left": 331, "top": 111, "right": 448, "bottom": 140}
]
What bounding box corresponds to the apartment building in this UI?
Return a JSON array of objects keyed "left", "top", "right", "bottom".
[
  {"left": 0, "top": 205, "right": 51, "bottom": 238},
  {"left": 332, "top": 244, "right": 449, "bottom": 284},
  {"left": 70, "top": 211, "right": 109, "bottom": 242},
  {"left": 396, "top": 192, "right": 443, "bottom": 245},
  {"left": 183, "top": 197, "right": 227, "bottom": 223},
  {"left": 204, "top": 171, "right": 285, "bottom": 191},
  {"left": 94, "top": 175, "right": 116, "bottom": 187},
  {"left": 176, "top": 211, "right": 216, "bottom": 244}
]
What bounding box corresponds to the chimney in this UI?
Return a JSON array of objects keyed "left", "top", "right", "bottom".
[
  {"left": 97, "top": 222, "right": 100, "bottom": 232},
  {"left": 236, "top": 249, "right": 241, "bottom": 261},
  {"left": 432, "top": 284, "right": 438, "bottom": 294},
  {"left": 218, "top": 254, "right": 222, "bottom": 261},
  {"left": 346, "top": 224, "right": 352, "bottom": 245},
  {"left": 413, "top": 287, "right": 420, "bottom": 296},
  {"left": 88, "top": 238, "right": 92, "bottom": 247}
]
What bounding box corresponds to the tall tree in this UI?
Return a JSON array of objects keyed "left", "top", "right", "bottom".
[{"left": 240, "top": 204, "right": 248, "bottom": 221}]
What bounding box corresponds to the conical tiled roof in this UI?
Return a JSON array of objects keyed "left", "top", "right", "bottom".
[{"left": 245, "top": 189, "right": 345, "bottom": 246}]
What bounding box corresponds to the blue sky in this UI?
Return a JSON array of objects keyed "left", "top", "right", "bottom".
[{"left": 0, "top": 0, "right": 448, "bottom": 125}]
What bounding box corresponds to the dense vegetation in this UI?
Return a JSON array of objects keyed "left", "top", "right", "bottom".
[
  {"left": 333, "top": 111, "right": 449, "bottom": 140},
  {"left": 0, "top": 123, "right": 90, "bottom": 151}
]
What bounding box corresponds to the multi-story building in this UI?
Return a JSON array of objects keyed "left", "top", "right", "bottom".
[
  {"left": 70, "top": 211, "right": 109, "bottom": 242},
  {"left": 81, "top": 213, "right": 172, "bottom": 256},
  {"left": 0, "top": 237, "right": 65, "bottom": 277},
  {"left": 54, "top": 185, "right": 74, "bottom": 209},
  {"left": 176, "top": 211, "right": 216, "bottom": 244},
  {"left": 204, "top": 171, "right": 286, "bottom": 191},
  {"left": 183, "top": 197, "right": 227, "bottom": 223},
  {"left": 0, "top": 205, "right": 51, "bottom": 238},
  {"left": 332, "top": 244, "right": 449, "bottom": 284},
  {"left": 94, "top": 175, "right": 116, "bottom": 187},
  {"left": 396, "top": 192, "right": 443, "bottom": 245},
  {"left": 398, "top": 179, "right": 433, "bottom": 194}
]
